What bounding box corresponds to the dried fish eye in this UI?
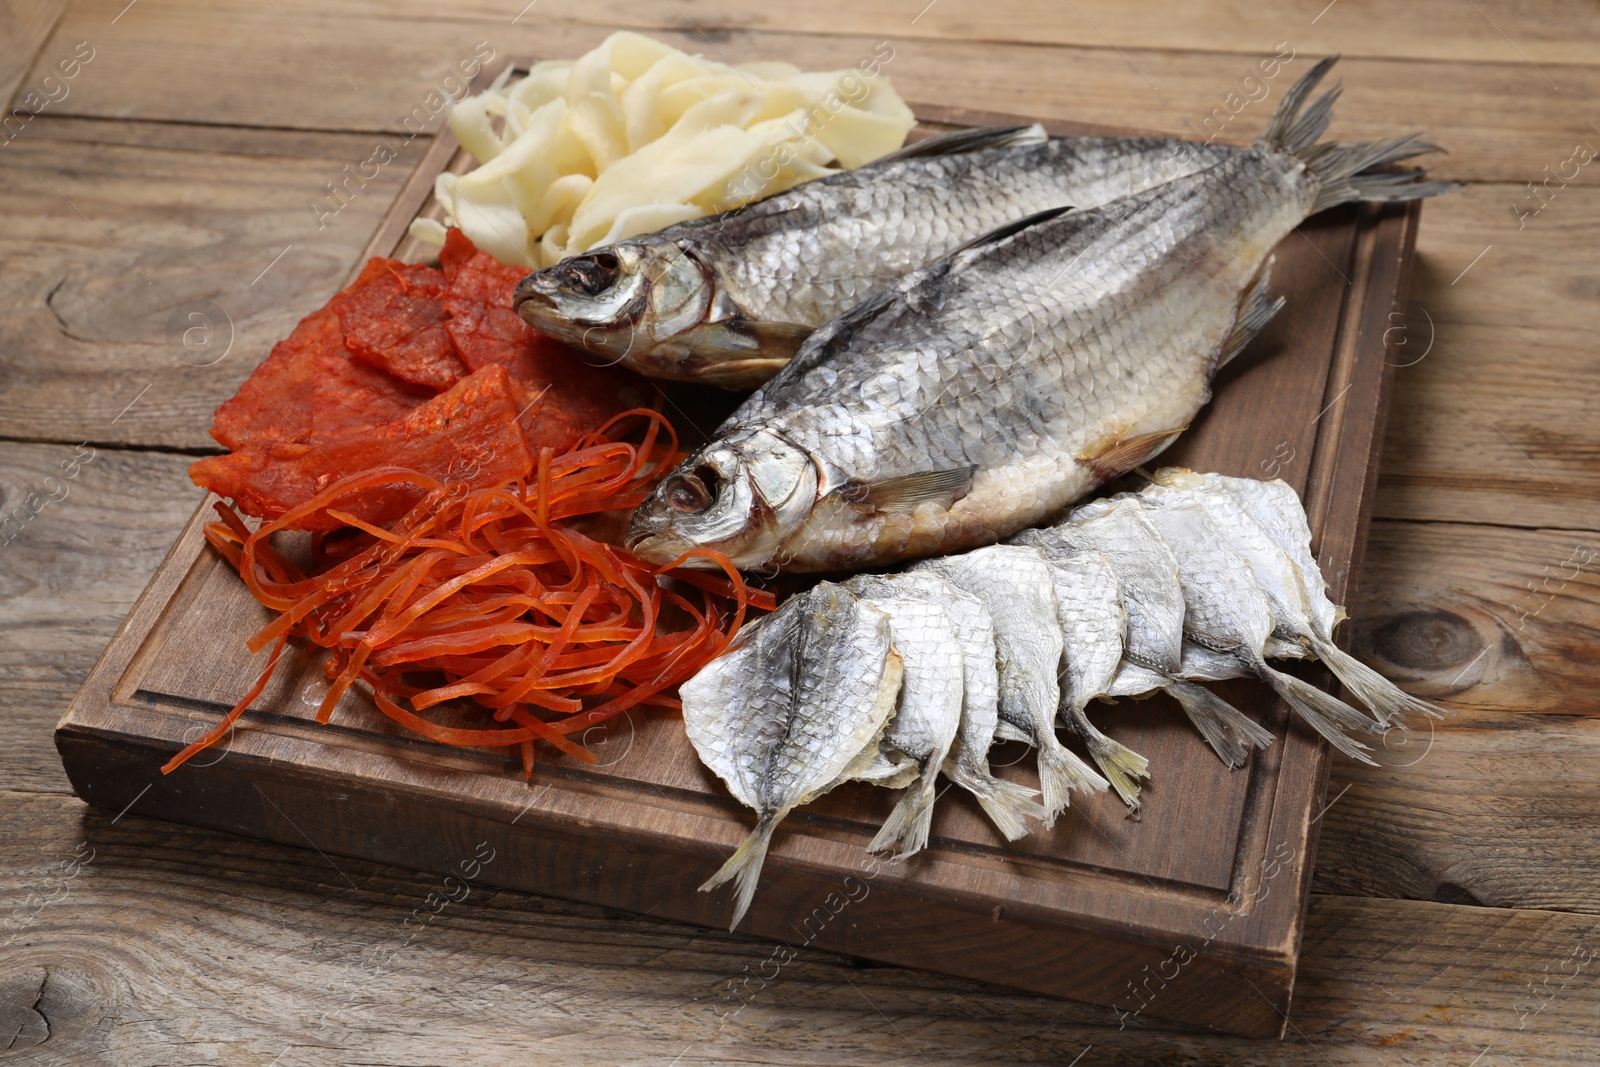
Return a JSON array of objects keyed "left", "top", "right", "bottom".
[
  {"left": 565, "top": 252, "right": 621, "bottom": 295},
  {"left": 665, "top": 469, "right": 716, "bottom": 513}
]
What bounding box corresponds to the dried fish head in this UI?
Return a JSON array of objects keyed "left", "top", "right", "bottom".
[
  {"left": 626, "top": 426, "right": 818, "bottom": 569},
  {"left": 515, "top": 240, "right": 721, "bottom": 378}
]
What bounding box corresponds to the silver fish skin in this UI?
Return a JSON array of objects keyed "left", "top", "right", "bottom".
[
  {"left": 1018, "top": 501, "right": 1186, "bottom": 674},
  {"left": 913, "top": 545, "right": 1108, "bottom": 826},
  {"left": 848, "top": 572, "right": 1045, "bottom": 840},
  {"left": 625, "top": 57, "right": 1459, "bottom": 573},
  {"left": 685, "top": 581, "right": 902, "bottom": 929},
  {"left": 1138, "top": 476, "right": 1317, "bottom": 662},
  {"left": 514, "top": 126, "right": 1240, "bottom": 388},
  {"left": 1039, "top": 550, "right": 1150, "bottom": 808},
  {"left": 1021, "top": 508, "right": 1274, "bottom": 769},
  {"left": 1131, "top": 496, "right": 1382, "bottom": 764},
  {"left": 1147, "top": 469, "right": 1446, "bottom": 725},
  {"left": 838, "top": 585, "right": 966, "bottom": 857}
]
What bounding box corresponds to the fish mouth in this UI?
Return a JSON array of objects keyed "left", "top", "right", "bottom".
[
  {"left": 625, "top": 529, "right": 720, "bottom": 569},
  {"left": 512, "top": 275, "right": 557, "bottom": 318}
]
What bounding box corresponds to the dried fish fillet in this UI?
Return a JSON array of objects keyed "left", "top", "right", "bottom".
[
  {"left": 684, "top": 582, "right": 901, "bottom": 928},
  {"left": 914, "top": 545, "right": 1108, "bottom": 826},
  {"left": 839, "top": 584, "right": 966, "bottom": 857},
  {"left": 850, "top": 572, "right": 1045, "bottom": 840},
  {"left": 1148, "top": 469, "right": 1446, "bottom": 725}
]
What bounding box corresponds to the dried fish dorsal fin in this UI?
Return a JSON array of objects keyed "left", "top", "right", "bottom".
[
  {"left": 1217, "top": 255, "right": 1285, "bottom": 369},
  {"left": 838, "top": 466, "right": 977, "bottom": 514},
  {"left": 1076, "top": 427, "right": 1187, "bottom": 485},
  {"left": 872, "top": 123, "right": 1048, "bottom": 164}
]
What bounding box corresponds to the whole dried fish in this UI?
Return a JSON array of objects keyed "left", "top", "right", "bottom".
[
  {"left": 626, "top": 58, "right": 1459, "bottom": 572},
  {"left": 684, "top": 582, "right": 901, "bottom": 929},
  {"left": 514, "top": 126, "right": 1240, "bottom": 387}
]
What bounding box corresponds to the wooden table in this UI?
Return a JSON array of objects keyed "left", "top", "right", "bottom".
[{"left": 3, "top": 1, "right": 1598, "bottom": 1062}]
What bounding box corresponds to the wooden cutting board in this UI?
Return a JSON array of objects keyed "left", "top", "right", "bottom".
[{"left": 54, "top": 100, "right": 1423, "bottom": 1038}]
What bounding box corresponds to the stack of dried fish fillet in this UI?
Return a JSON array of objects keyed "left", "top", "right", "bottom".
[{"left": 683, "top": 470, "right": 1445, "bottom": 928}]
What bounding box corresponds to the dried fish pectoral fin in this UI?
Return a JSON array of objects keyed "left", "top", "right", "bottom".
[
  {"left": 993, "top": 720, "right": 1033, "bottom": 744},
  {"left": 838, "top": 466, "right": 977, "bottom": 515},
  {"left": 689, "top": 317, "right": 813, "bottom": 357},
  {"left": 1306, "top": 632, "right": 1449, "bottom": 727},
  {"left": 685, "top": 354, "right": 800, "bottom": 390},
  {"left": 1077, "top": 427, "right": 1188, "bottom": 485},
  {"left": 700, "top": 813, "right": 777, "bottom": 931}
]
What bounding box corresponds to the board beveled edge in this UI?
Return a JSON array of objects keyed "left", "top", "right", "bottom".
[
  {"left": 50, "top": 724, "right": 1296, "bottom": 1037},
  {"left": 51, "top": 100, "right": 1424, "bottom": 1037}
]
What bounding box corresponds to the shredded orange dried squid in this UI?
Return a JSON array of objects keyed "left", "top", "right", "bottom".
[{"left": 163, "top": 409, "right": 773, "bottom": 778}]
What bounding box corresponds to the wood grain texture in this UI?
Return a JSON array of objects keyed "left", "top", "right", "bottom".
[
  {"left": 1351, "top": 520, "right": 1600, "bottom": 716},
  {"left": 0, "top": 443, "right": 200, "bottom": 796},
  {"left": 1311, "top": 519, "right": 1600, "bottom": 913},
  {"left": 0, "top": 131, "right": 427, "bottom": 449},
  {"left": 272, "top": 0, "right": 1600, "bottom": 66},
  {"left": 0, "top": 0, "right": 67, "bottom": 111},
  {"left": 3, "top": 791, "right": 1599, "bottom": 1065},
  {"left": 1373, "top": 185, "right": 1600, "bottom": 531},
  {"left": 26, "top": 0, "right": 1598, "bottom": 183},
  {"left": 4, "top": 0, "right": 1599, "bottom": 1059}
]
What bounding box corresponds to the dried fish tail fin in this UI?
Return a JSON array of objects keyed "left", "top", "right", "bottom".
[
  {"left": 870, "top": 767, "right": 939, "bottom": 858},
  {"left": 1308, "top": 632, "right": 1449, "bottom": 727},
  {"left": 1257, "top": 55, "right": 1343, "bottom": 156},
  {"left": 942, "top": 758, "right": 1045, "bottom": 841},
  {"left": 1060, "top": 703, "right": 1150, "bottom": 810},
  {"left": 1161, "top": 678, "right": 1275, "bottom": 769},
  {"left": 1302, "top": 136, "right": 1463, "bottom": 213},
  {"left": 1256, "top": 55, "right": 1462, "bottom": 213},
  {"left": 700, "top": 814, "right": 776, "bottom": 931},
  {"left": 1256, "top": 660, "right": 1379, "bottom": 765},
  {"left": 1037, "top": 737, "right": 1109, "bottom": 829}
]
